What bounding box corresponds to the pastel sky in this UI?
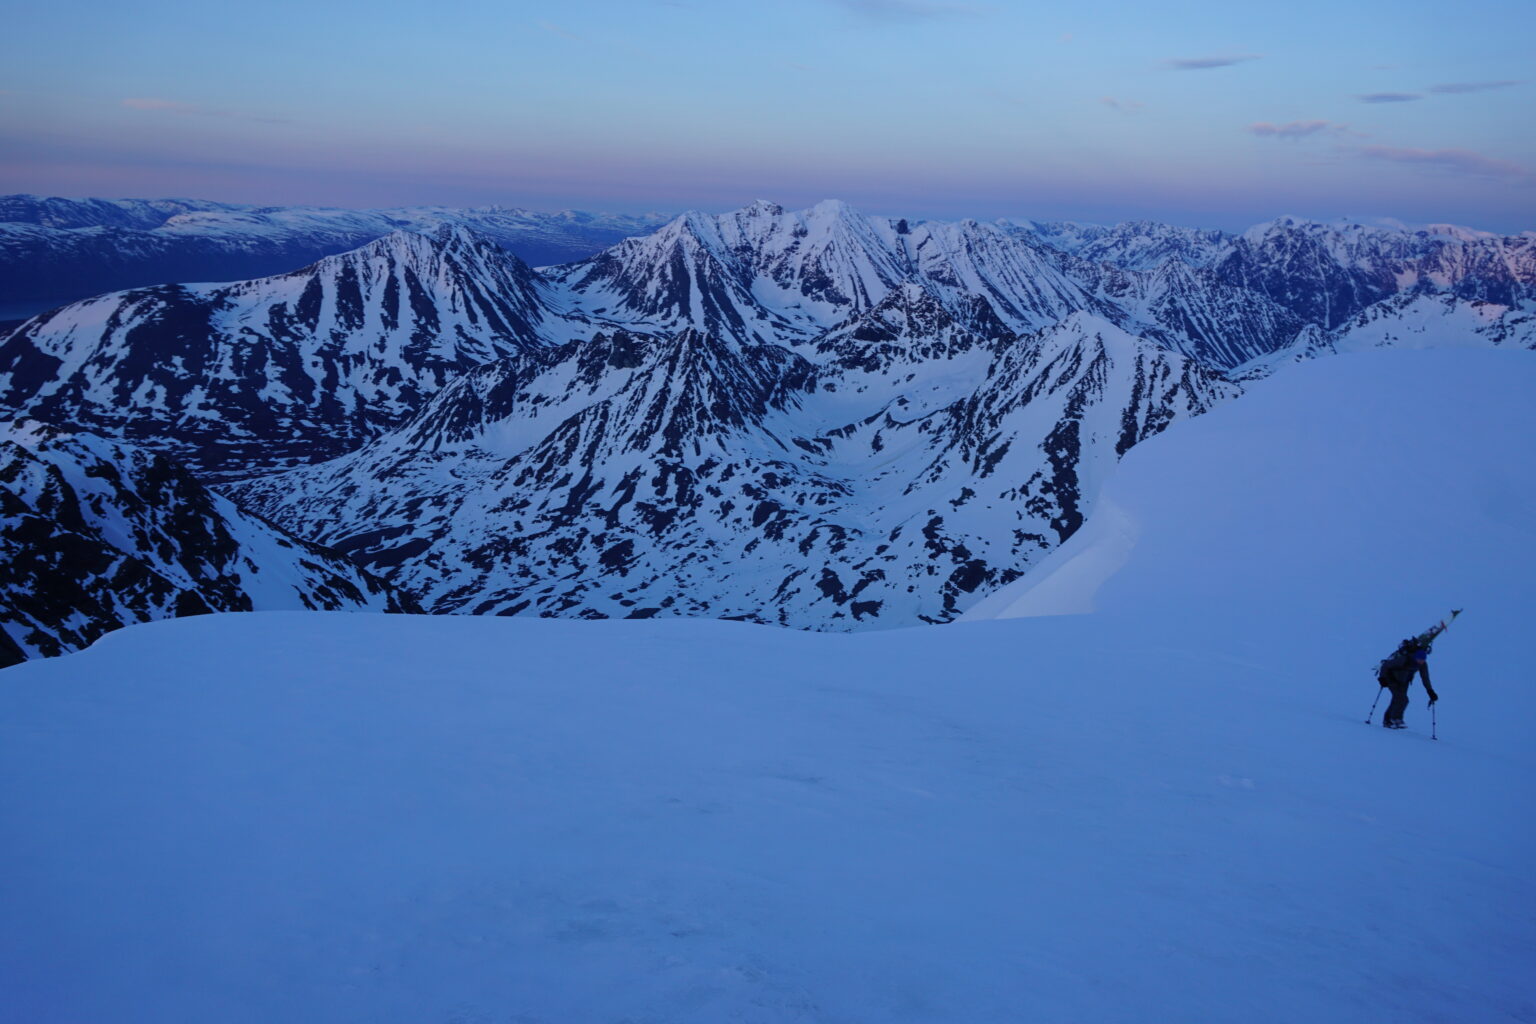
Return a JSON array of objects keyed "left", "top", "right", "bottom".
[{"left": 3, "top": 0, "right": 1533, "bottom": 230}]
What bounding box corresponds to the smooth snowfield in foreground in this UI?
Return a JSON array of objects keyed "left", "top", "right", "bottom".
[
  {"left": 3, "top": 349, "right": 1534, "bottom": 1023},
  {"left": 3, "top": 612, "right": 1531, "bottom": 1024}
]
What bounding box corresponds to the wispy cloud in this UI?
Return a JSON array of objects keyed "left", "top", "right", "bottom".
[
  {"left": 121, "top": 98, "right": 289, "bottom": 124},
  {"left": 1357, "top": 92, "right": 1421, "bottom": 103},
  {"left": 1164, "top": 54, "right": 1260, "bottom": 70},
  {"left": 1248, "top": 120, "right": 1351, "bottom": 139},
  {"left": 1361, "top": 145, "right": 1532, "bottom": 182},
  {"left": 827, "top": 0, "right": 991, "bottom": 20},
  {"left": 1099, "top": 96, "right": 1146, "bottom": 113},
  {"left": 1428, "top": 80, "right": 1522, "bottom": 94}
]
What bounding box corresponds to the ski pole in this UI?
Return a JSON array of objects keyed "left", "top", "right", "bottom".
[
  {"left": 1431, "top": 701, "right": 1438, "bottom": 741},
  {"left": 1366, "top": 686, "right": 1385, "bottom": 724}
]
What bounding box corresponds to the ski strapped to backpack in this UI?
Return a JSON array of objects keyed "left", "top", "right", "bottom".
[
  {"left": 1414, "top": 608, "right": 1463, "bottom": 647},
  {"left": 1373, "top": 608, "right": 1463, "bottom": 679}
]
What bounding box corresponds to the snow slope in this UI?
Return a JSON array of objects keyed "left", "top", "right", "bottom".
[
  {"left": 1, "top": 348, "right": 1531, "bottom": 1023},
  {"left": 965, "top": 347, "right": 1536, "bottom": 645}
]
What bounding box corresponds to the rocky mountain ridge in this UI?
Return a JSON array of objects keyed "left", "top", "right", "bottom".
[
  {"left": 0, "top": 194, "right": 666, "bottom": 319},
  {"left": 3, "top": 200, "right": 1532, "bottom": 635},
  {"left": 0, "top": 420, "right": 415, "bottom": 666}
]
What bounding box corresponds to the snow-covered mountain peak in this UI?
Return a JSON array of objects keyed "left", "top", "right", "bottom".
[
  {"left": 1025, "top": 311, "right": 1193, "bottom": 369},
  {"left": 333, "top": 223, "right": 519, "bottom": 269},
  {"left": 805, "top": 197, "right": 859, "bottom": 218},
  {"left": 1238, "top": 215, "right": 1403, "bottom": 248},
  {"left": 0, "top": 226, "right": 566, "bottom": 478},
  {"left": 1420, "top": 222, "right": 1499, "bottom": 242},
  {"left": 1050, "top": 308, "right": 1125, "bottom": 338}
]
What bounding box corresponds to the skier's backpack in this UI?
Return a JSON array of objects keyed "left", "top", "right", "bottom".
[{"left": 1375, "top": 639, "right": 1417, "bottom": 683}]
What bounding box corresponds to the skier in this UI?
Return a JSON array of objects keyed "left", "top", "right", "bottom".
[{"left": 1377, "top": 638, "right": 1439, "bottom": 730}]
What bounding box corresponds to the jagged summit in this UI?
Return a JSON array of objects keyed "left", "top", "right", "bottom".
[
  {"left": 0, "top": 195, "right": 669, "bottom": 317},
  {"left": 6, "top": 200, "right": 1534, "bottom": 633},
  {"left": 0, "top": 227, "right": 563, "bottom": 478},
  {"left": 300, "top": 223, "right": 538, "bottom": 283}
]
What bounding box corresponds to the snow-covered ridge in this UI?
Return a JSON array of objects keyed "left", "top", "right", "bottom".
[
  {"left": 228, "top": 310, "right": 1235, "bottom": 630},
  {"left": 0, "top": 194, "right": 668, "bottom": 319},
  {"left": 0, "top": 227, "right": 563, "bottom": 478},
  {"left": 3, "top": 346, "right": 1532, "bottom": 1017},
  {"left": 3, "top": 199, "right": 1533, "bottom": 633}
]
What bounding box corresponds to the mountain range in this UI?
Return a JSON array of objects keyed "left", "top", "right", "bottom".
[
  {"left": 0, "top": 194, "right": 666, "bottom": 321},
  {"left": 2, "top": 199, "right": 1532, "bottom": 650}
]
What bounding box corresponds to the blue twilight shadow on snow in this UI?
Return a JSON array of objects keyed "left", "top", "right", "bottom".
[
  {"left": 1, "top": 348, "right": 1533, "bottom": 1023},
  {"left": 971, "top": 348, "right": 1536, "bottom": 647}
]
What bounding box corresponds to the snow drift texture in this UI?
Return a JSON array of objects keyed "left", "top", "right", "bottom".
[{"left": 2, "top": 348, "right": 1530, "bottom": 1023}]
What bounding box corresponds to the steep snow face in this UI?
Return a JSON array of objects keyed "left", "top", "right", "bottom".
[
  {"left": 1217, "top": 216, "right": 1536, "bottom": 330},
  {"left": 0, "top": 227, "right": 560, "bottom": 479},
  {"left": 1015, "top": 215, "right": 1535, "bottom": 368},
  {"left": 0, "top": 193, "right": 665, "bottom": 317},
  {"left": 1071, "top": 255, "right": 1307, "bottom": 369},
  {"left": 230, "top": 312, "right": 1236, "bottom": 630},
  {"left": 0, "top": 421, "right": 415, "bottom": 667},
  {"left": 1234, "top": 293, "right": 1536, "bottom": 376},
  {"left": 546, "top": 200, "right": 1114, "bottom": 345},
  {"left": 1014, "top": 218, "right": 1233, "bottom": 269},
  {"left": 967, "top": 347, "right": 1536, "bottom": 640}
]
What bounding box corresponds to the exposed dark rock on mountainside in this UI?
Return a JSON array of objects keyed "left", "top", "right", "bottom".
[
  {"left": 0, "top": 421, "right": 416, "bottom": 667},
  {"left": 0, "top": 227, "right": 559, "bottom": 479},
  {"left": 228, "top": 314, "right": 1236, "bottom": 629},
  {"left": 2, "top": 200, "right": 1531, "bottom": 639}
]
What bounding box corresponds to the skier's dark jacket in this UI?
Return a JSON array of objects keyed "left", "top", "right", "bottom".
[{"left": 1378, "top": 643, "right": 1439, "bottom": 701}]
